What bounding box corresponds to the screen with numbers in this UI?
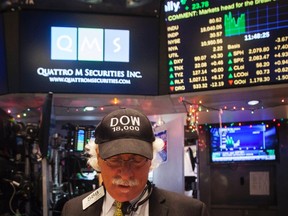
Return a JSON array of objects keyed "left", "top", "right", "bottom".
[{"left": 164, "top": 0, "right": 288, "bottom": 93}]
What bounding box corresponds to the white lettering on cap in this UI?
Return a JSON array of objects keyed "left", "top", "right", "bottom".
[
  {"left": 110, "top": 115, "right": 140, "bottom": 127},
  {"left": 109, "top": 115, "right": 141, "bottom": 132}
]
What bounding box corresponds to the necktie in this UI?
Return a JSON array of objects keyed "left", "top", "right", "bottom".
[{"left": 114, "top": 201, "right": 124, "bottom": 216}]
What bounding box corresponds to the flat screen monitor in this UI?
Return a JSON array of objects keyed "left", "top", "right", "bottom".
[
  {"left": 19, "top": 10, "right": 159, "bottom": 95},
  {"left": 74, "top": 125, "right": 95, "bottom": 152},
  {"left": 163, "top": 0, "right": 288, "bottom": 93},
  {"left": 74, "top": 127, "right": 86, "bottom": 152},
  {"left": 209, "top": 122, "right": 279, "bottom": 163}
]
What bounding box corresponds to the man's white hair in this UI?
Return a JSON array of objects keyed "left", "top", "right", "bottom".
[{"left": 85, "top": 137, "right": 165, "bottom": 172}]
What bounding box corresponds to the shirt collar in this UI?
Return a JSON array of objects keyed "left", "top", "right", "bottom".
[
  {"left": 102, "top": 185, "right": 149, "bottom": 216},
  {"left": 102, "top": 191, "right": 115, "bottom": 215}
]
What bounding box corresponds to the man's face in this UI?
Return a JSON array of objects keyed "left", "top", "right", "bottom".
[{"left": 97, "top": 152, "right": 151, "bottom": 202}]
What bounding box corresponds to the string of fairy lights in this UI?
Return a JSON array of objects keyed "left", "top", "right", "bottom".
[
  {"left": 180, "top": 97, "right": 288, "bottom": 135},
  {"left": 179, "top": 96, "right": 287, "bottom": 113},
  {"left": 5, "top": 96, "right": 288, "bottom": 128},
  {"left": 5, "top": 97, "right": 122, "bottom": 121},
  {"left": 6, "top": 105, "right": 120, "bottom": 121}
]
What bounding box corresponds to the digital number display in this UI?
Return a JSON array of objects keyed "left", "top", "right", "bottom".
[{"left": 164, "top": 0, "right": 288, "bottom": 93}]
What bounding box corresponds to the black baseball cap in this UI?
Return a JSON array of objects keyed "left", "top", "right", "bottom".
[{"left": 95, "top": 108, "right": 155, "bottom": 159}]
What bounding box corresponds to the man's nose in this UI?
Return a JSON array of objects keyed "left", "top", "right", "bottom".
[{"left": 119, "top": 163, "right": 133, "bottom": 178}]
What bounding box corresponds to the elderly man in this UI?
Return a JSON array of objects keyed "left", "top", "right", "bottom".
[{"left": 61, "top": 108, "right": 209, "bottom": 216}]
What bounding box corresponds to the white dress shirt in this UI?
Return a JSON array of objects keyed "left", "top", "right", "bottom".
[{"left": 101, "top": 189, "right": 149, "bottom": 216}]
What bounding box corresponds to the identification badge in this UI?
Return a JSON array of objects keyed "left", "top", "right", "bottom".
[{"left": 82, "top": 186, "right": 105, "bottom": 210}]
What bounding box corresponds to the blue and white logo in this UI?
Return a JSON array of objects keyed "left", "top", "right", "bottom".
[
  {"left": 51, "top": 27, "right": 129, "bottom": 62},
  {"left": 78, "top": 28, "right": 104, "bottom": 61},
  {"left": 105, "top": 29, "right": 129, "bottom": 62},
  {"left": 51, "top": 27, "right": 77, "bottom": 60}
]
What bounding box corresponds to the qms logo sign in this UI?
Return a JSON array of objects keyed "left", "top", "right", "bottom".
[{"left": 51, "top": 27, "right": 130, "bottom": 62}]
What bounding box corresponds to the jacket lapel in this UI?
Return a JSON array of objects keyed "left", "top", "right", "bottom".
[
  {"left": 79, "top": 187, "right": 169, "bottom": 216},
  {"left": 149, "top": 188, "right": 168, "bottom": 216},
  {"left": 80, "top": 197, "right": 104, "bottom": 216}
]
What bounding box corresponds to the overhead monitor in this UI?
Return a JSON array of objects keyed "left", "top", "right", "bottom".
[
  {"left": 209, "top": 122, "right": 279, "bottom": 164},
  {"left": 164, "top": 0, "right": 288, "bottom": 93},
  {"left": 19, "top": 10, "right": 159, "bottom": 95}
]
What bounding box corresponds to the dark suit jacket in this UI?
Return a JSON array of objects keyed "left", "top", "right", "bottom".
[{"left": 61, "top": 187, "right": 209, "bottom": 216}]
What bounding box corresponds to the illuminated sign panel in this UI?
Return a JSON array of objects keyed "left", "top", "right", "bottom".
[
  {"left": 104, "top": 29, "right": 129, "bottom": 62},
  {"left": 164, "top": 0, "right": 288, "bottom": 93},
  {"left": 51, "top": 27, "right": 78, "bottom": 60},
  {"left": 19, "top": 11, "right": 159, "bottom": 95},
  {"left": 51, "top": 27, "right": 129, "bottom": 62}
]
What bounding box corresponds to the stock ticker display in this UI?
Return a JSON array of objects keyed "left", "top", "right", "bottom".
[{"left": 164, "top": 0, "right": 288, "bottom": 93}]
